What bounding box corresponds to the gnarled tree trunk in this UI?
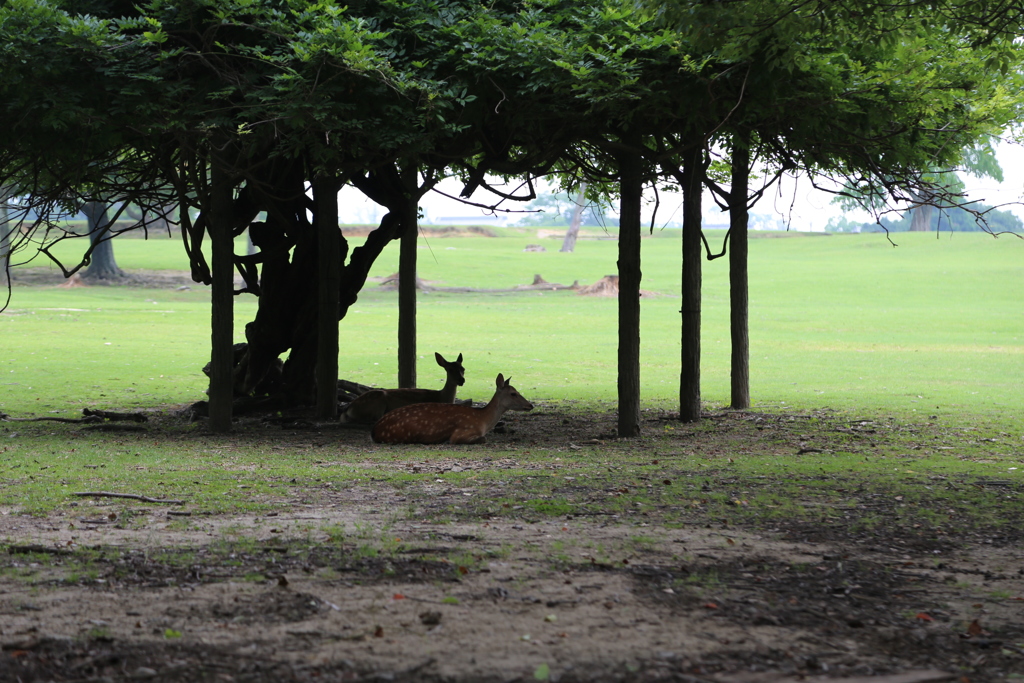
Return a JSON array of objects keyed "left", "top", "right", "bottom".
[{"left": 315, "top": 176, "right": 342, "bottom": 419}]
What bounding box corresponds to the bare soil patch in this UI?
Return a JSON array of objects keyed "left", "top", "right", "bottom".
[
  {"left": 9, "top": 265, "right": 656, "bottom": 298},
  {"left": 2, "top": 408, "right": 1022, "bottom": 682},
  {"left": 9, "top": 267, "right": 198, "bottom": 290}
]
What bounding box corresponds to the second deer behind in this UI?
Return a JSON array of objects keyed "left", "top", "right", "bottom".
[{"left": 339, "top": 352, "right": 465, "bottom": 424}]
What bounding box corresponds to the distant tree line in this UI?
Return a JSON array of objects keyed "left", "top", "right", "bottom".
[{"left": 828, "top": 204, "right": 1023, "bottom": 233}]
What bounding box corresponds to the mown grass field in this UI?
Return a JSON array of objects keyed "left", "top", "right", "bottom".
[
  {"left": 2, "top": 225, "right": 1020, "bottom": 523},
  {"left": 4, "top": 227, "right": 1021, "bottom": 421}
]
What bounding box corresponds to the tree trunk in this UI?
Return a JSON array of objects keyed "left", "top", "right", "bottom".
[
  {"left": 909, "top": 199, "right": 934, "bottom": 231},
  {"left": 238, "top": 162, "right": 319, "bottom": 406},
  {"left": 560, "top": 183, "right": 587, "bottom": 253},
  {"left": 679, "top": 145, "right": 703, "bottom": 423},
  {"left": 0, "top": 188, "right": 11, "bottom": 287},
  {"left": 81, "top": 201, "right": 125, "bottom": 280},
  {"left": 315, "top": 177, "right": 341, "bottom": 419},
  {"left": 220, "top": 164, "right": 412, "bottom": 413},
  {"left": 208, "top": 160, "right": 235, "bottom": 433},
  {"left": 729, "top": 141, "right": 751, "bottom": 410},
  {"left": 397, "top": 166, "right": 419, "bottom": 389},
  {"left": 617, "top": 146, "right": 642, "bottom": 438}
]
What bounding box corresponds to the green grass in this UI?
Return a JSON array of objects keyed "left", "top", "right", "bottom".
[
  {"left": 4, "top": 228, "right": 1021, "bottom": 419},
  {"left": 14, "top": 230, "right": 194, "bottom": 272},
  {"left": 1, "top": 228, "right": 1021, "bottom": 538}
]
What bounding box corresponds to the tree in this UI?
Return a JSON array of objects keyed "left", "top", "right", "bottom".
[
  {"left": 0, "top": 187, "right": 11, "bottom": 288},
  {"left": 727, "top": 142, "right": 751, "bottom": 410},
  {"left": 560, "top": 183, "right": 587, "bottom": 253},
  {"left": 647, "top": 0, "right": 1024, "bottom": 421},
  {"left": 80, "top": 201, "right": 125, "bottom": 281},
  {"left": 0, "top": 0, "right": 469, "bottom": 426},
  {"left": 876, "top": 202, "right": 1023, "bottom": 233},
  {"left": 2, "top": 0, "right": 1020, "bottom": 436},
  {"left": 884, "top": 140, "right": 1005, "bottom": 232}
]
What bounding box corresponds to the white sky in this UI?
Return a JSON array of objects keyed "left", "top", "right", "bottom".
[{"left": 338, "top": 137, "right": 1024, "bottom": 232}]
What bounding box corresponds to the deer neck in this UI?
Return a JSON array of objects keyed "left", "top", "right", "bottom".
[
  {"left": 438, "top": 373, "right": 460, "bottom": 402},
  {"left": 477, "top": 391, "right": 511, "bottom": 432}
]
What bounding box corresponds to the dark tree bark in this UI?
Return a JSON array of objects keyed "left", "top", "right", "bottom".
[
  {"left": 679, "top": 145, "right": 703, "bottom": 423},
  {"left": 560, "top": 183, "right": 587, "bottom": 253},
  {"left": 729, "top": 141, "right": 751, "bottom": 410},
  {"left": 81, "top": 201, "right": 125, "bottom": 280},
  {"left": 208, "top": 159, "right": 236, "bottom": 433},
  {"left": 235, "top": 159, "right": 319, "bottom": 405},
  {"left": 617, "top": 145, "right": 642, "bottom": 438},
  {"left": 397, "top": 165, "right": 419, "bottom": 389},
  {"left": 194, "top": 162, "right": 424, "bottom": 414},
  {"left": 315, "top": 177, "right": 341, "bottom": 419}
]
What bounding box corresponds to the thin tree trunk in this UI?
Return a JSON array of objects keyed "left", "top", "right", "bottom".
[
  {"left": 560, "top": 182, "right": 587, "bottom": 253},
  {"left": 0, "top": 189, "right": 10, "bottom": 287},
  {"left": 315, "top": 177, "right": 341, "bottom": 419},
  {"left": 617, "top": 146, "right": 642, "bottom": 437},
  {"left": 679, "top": 144, "right": 703, "bottom": 423},
  {"left": 729, "top": 141, "right": 751, "bottom": 410},
  {"left": 208, "top": 160, "right": 235, "bottom": 433},
  {"left": 397, "top": 166, "right": 418, "bottom": 389}
]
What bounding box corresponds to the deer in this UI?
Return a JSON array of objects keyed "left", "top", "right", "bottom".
[
  {"left": 372, "top": 373, "right": 533, "bottom": 444},
  {"left": 338, "top": 352, "right": 465, "bottom": 425}
]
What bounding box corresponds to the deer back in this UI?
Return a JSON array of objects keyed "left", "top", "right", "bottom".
[{"left": 372, "top": 403, "right": 480, "bottom": 444}]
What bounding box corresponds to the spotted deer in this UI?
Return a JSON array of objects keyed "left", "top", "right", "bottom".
[
  {"left": 372, "top": 373, "right": 533, "bottom": 444},
  {"left": 339, "top": 352, "right": 465, "bottom": 424}
]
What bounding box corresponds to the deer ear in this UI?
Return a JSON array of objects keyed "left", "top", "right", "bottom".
[
  {"left": 495, "top": 373, "right": 504, "bottom": 388},
  {"left": 435, "top": 352, "right": 444, "bottom": 365},
  {"left": 504, "top": 376, "right": 512, "bottom": 387},
  {"left": 457, "top": 353, "right": 463, "bottom": 363}
]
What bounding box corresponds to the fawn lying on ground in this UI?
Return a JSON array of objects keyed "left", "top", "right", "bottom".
[
  {"left": 339, "top": 352, "right": 464, "bottom": 424},
  {"left": 371, "top": 373, "right": 533, "bottom": 444}
]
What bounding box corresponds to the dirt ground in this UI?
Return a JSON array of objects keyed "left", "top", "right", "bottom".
[
  {"left": 2, "top": 407, "right": 1022, "bottom": 683},
  {"left": 2, "top": 269, "right": 1022, "bottom": 681},
  {"left": 7, "top": 267, "right": 198, "bottom": 290}
]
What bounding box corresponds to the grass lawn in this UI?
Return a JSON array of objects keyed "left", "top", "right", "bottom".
[
  {"left": 2, "top": 226, "right": 1020, "bottom": 523},
  {"left": 4, "top": 228, "right": 1021, "bottom": 420}
]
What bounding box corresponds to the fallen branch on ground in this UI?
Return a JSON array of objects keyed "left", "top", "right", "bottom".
[
  {"left": 0, "top": 408, "right": 148, "bottom": 424},
  {"left": 7, "top": 544, "right": 73, "bottom": 556},
  {"left": 82, "top": 408, "right": 148, "bottom": 422},
  {"left": 72, "top": 492, "right": 184, "bottom": 504},
  {"left": 0, "top": 412, "right": 102, "bottom": 424}
]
